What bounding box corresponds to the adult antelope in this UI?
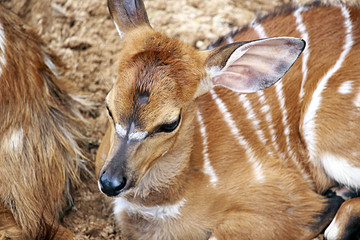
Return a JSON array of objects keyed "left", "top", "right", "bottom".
[
  {"left": 96, "top": 0, "right": 360, "bottom": 239},
  {"left": 0, "top": 5, "right": 86, "bottom": 240}
]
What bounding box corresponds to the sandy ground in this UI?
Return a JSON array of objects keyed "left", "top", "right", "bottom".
[{"left": 1, "top": 0, "right": 354, "bottom": 239}]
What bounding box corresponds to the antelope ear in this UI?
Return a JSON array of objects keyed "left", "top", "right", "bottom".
[
  {"left": 196, "top": 37, "right": 305, "bottom": 97},
  {"left": 108, "top": 0, "right": 151, "bottom": 37}
]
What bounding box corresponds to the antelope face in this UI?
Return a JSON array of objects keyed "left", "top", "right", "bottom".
[{"left": 98, "top": 32, "right": 204, "bottom": 197}]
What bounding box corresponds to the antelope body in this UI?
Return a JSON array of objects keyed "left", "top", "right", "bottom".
[
  {"left": 0, "top": 5, "right": 86, "bottom": 240},
  {"left": 96, "top": 1, "right": 360, "bottom": 239}
]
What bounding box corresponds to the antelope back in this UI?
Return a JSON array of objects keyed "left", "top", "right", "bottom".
[
  {"left": 206, "top": 2, "right": 360, "bottom": 193},
  {"left": 0, "top": 5, "right": 86, "bottom": 239}
]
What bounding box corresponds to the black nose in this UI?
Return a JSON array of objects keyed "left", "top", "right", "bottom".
[{"left": 99, "top": 171, "right": 127, "bottom": 197}]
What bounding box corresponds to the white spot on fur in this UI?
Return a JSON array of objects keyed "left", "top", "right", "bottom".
[
  {"left": 210, "top": 89, "right": 265, "bottom": 182},
  {"left": 209, "top": 236, "right": 218, "bottom": 240},
  {"left": 294, "top": 7, "right": 310, "bottom": 100},
  {"left": 0, "top": 24, "right": 6, "bottom": 76},
  {"left": 209, "top": 66, "right": 221, "bottom": 76},
  {"left": 5, "top": 127, "right": 23, "bottom": 151},
  {"left": 226, "top": 35, "right": 234, "bottom": 44},
  {"left": 324, "top": 216, "right": 340, "bottom": 240},
  {"left": 355, "top": 90, "right": 360, "bottom": 108},
  {"left": 321, "top": 153, "right": 360, "bottom": 189},
  {"left": 302, "top": 5, "right": 353, "bottom": 161},
  {"left": 253, "top": 161, "right": 265, "bottom": 181},
  {"left": 197, "top": 109, "right": 218, "bottom": 186},
  {"left": 338, "top": 81, "right": 353, "bottom": 94},
  {"left": 113, "top": 197, "right": 186, "bottom": 220}
]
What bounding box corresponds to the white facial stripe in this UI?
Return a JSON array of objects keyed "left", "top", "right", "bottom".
[
  {"left": 129, "top": 131, "right": 148, "bottom": 141},
  {"left": 115, "top": 123, "right": 148, "bottom": 142},
  {"left": 115, "top": 123, "right": 127, "bottom": 138}
]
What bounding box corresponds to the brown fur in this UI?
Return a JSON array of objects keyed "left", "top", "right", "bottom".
[
  {"left": 0, "top": 6, "right": 87, "bottom": 239},
  {"left": 97, "top": 1, "right": 360, "bottom": 239}
]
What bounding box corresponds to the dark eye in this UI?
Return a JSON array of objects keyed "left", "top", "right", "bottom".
[{"left": 157, "top": 114, "right": 181, "bottom": 133}]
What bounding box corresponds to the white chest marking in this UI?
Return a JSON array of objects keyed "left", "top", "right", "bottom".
[{"left": 113, "top": 197, "right": 186, "bottom": 220}]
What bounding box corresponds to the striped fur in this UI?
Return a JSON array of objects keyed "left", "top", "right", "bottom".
[{"left": 97, "top": 1, "right": 360, "bottom": 239}]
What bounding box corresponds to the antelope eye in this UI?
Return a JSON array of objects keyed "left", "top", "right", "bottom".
[{"left": 157, "top": 114, "right": 181, "bottom": 133}]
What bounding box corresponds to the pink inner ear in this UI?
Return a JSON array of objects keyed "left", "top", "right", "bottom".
[{"left": 211, "top": 38, "right": 304, "bottom": 93}]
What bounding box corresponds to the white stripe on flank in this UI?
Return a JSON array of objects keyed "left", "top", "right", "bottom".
[
  {"left": 252, "top": 24, "right": 280, "bottom": 157},
  {"left": 252, "top": 18, "right": 309, "bottom": 179},
  {"left": 338, "top": 81, "right": 353, "bottom": 94},
  {"left": 239, "top": 94, "right": 266, "bottom": 145},
  {"left": 275, "top": 80, "right": 292, "bottom": 156},
  {"left": 210, "top": 89, "right": 265, "bottom": 182},
  {"left": 251, "top": 21, "right": 267, "bottom": 39},
  {"left": 294, "top": 7, "right": 311, "bottom": 100},
  {"left": 0, "top": 24, "right": 6, "bottom": 76},
  {"left": 302, "top": 5, "right": 354, "bottom": 161},
  {"left": 196, "top": 109, "right": 218, "bottom": 186}
]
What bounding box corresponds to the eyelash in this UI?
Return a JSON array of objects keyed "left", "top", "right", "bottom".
[{"left": 157, "top": 113, "right": 181, "bottom": 133}]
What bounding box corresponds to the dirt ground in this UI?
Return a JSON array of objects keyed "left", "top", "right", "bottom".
[{"left": 0, "top": 0, "right": 354, "bottom": 239}]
